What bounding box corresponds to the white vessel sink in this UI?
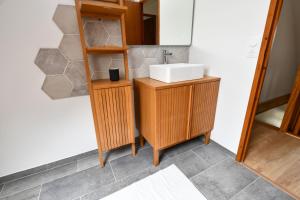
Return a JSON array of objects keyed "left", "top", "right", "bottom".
[{"left": 149, "top": 63, "right": 204, "bottom": 83}]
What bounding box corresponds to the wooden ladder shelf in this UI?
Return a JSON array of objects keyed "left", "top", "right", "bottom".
[{"left": 75, "top": 0, "right": 136, "bottom": 167}]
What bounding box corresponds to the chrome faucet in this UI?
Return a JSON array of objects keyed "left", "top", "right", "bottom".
[{"left": 163, "top": 50, "right": 173, "bottom": 64}]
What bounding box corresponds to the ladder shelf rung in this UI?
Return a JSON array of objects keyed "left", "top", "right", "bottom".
[{"left": 86, "top": 46, "right": 128, "bottom": 54}]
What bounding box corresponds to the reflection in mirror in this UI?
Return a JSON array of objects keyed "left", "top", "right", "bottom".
[{"left": 124, "top": 0, "right": 194, "bottom": 46}]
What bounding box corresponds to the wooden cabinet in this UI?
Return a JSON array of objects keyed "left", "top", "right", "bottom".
[
  {"left": 93, "top": 80, "right": 135, "bottom": 152},
  {"left": 134, "top": 77, "right": 220, "bottom": 165},
  {"left": 190, "top": 81, "right": 220, "bottom": 139},
  {"left": 91, "top": 80, "right": 135, "bottom": 166},
  {"left": 75, "top": 0, "right": 136, "bottom": 168}
]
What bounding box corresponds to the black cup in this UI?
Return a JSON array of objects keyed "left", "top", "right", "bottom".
[{"left": 109, "top": 68, "right": 119, "bottom": 81}]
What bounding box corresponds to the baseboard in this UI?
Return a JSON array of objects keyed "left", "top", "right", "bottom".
[
  {"left": 0, "top": 136, "right": 236, "bottom": 185},
  {"left": 0, "top": 137, "right": 140, "bottom": 184},
  {"left": 257, "top": 94, "right": 290, "bottom": 114},
  {"left": 0, "top": 149, "right": 98, "bottom": 184}
]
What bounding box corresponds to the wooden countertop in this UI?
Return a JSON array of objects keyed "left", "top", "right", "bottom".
[{"left": 134, "top": 76, "right": 220, "bottom": 90}]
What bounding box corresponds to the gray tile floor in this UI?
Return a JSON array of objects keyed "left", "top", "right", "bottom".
[{"left": 0, "top": 137, "right": 294, "bottom": 200}]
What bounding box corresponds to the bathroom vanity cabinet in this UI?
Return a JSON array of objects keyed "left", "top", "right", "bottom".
[{"left": 134, "top": 77, "right": 220, "bottom": 165}]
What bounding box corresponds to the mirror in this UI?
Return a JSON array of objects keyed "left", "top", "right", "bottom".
[{"left": 124, "top": 0, "right": 194, "bottom": 46}]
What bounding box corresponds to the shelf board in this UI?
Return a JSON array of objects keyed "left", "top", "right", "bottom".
[
  {"left": 86, "top": 46, "right": 127, "bottom": 54},
  {"left": 92, "top": 79, "right": 132, "bottom": 89},
  {"left": 80, "top": 0, "right": 127, "bottom": 16}
]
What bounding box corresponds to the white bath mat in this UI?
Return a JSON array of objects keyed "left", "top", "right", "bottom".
[{"left": 102, "top": 165, "right": 207, "bottom": 200}]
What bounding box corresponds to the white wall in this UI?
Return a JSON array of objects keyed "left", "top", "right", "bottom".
[
  {"left": 260, "top": 0, "right": 298, "bottom": 102},
  {"left": 189, "top": 0, "right": 271, "bottom": 153},
  {"left": 0, "top": 0, "right": 97, "bottom": 177}
]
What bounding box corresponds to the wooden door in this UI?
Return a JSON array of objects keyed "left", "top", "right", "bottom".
[
  {"left": 280, "top": 66, "right": 300, "bottom": 135},
  {"left": 124, "top": 0, "right": 143, "bottom": 45},
  {"left": 190, "top": 81, "right": 220, "bottom": 138},
  {"left": 93, "top": 86, "right": 134, "bottom": 151},
  {"left": 143, "top": 14, "right": 156, "bottom": 45},
  {"left": 156, "top": 86, "right": 192, "bottom": 149}
]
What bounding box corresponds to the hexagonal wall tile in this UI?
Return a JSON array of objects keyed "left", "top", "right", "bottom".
[
  {"left": 42, "top": 75, "right": 73, "bottom": 99},
  {"left": 84, "top": 21, "right": 108, "bottom": 47},
  {"left": 35, "top": 48, "right": 68, "bottom": 75},
  {"left": 128, "top": 48, "right": 145, "bottom": 68},
  {"left": 132, "top": 66, "right": 150, "bottom": 78},
  {"left": 92, "top": 71, "right": 109, "bottom": 80},
  {"left": 71, "top": 85, "right": 88, "bottom": 97},
  {"left": 102, "top": 19, "right": 121, "bottom": 37},
  {"left": 143, "top": 47, "right": 162, "bottom": 59},
  {"left": 59, "top": 35, "right": 83, "bottom": 60},
  {"left": 53, "top": 5, "right": 79, "bottom": 34},
  {"left": 89, "top": 55, "right": 112, "bottom": 72},
  {"left": 36, "top": 4, "right": 190, "bottom": 99},
  {"left": 65, "top": 61, "right": 88, "bottom": 96},
  {"left": 106, "top": 35, "right": 122, "bottom": 47}
]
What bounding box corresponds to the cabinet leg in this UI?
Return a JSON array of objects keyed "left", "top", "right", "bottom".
[
  {"left": 139, "top": 135, "right": 145, "bottom": 148},
  {"left": 98, "top": 151, "right": 104, "bottom": 168},
  {"left": 131, "top": 142, "right": 136, "bottom": 156},
  {"left": 204, "top": 131, "right": 211, "bottom": 145},
  {"left": 153, "top": 149, "right": 160, "bottom": 166}
]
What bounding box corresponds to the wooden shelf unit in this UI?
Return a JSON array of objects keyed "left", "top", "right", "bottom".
[
  {"left": 81, "top": 0, "right": 127, "bottom": 16},
  {"left": 75, "top": 0, "right": 135, "bottom": 167}
]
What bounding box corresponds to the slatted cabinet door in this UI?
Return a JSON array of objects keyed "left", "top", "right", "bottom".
[
  {"left": 93, "top": 86, "right": 134, "bottom": 151},
  {"left": 156, "top": 86, "right": 192, "bottom": 149},
  {"left": 190, "top": 81, "right": 220, "bottom": 139}
]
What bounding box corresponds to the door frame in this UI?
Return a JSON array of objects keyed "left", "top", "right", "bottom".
[{"left": 236, "top": 0, "right": 284, "bottom": 161}]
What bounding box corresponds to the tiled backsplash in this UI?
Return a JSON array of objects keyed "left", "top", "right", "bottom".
[{"left": 35, "top": 5, "right": 189, "bottom": 100}]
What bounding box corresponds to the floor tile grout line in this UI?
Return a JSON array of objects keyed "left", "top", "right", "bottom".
[
  {"left": 0, "top": 143, "right": 143, "bottom": 185},
  {"left": 1, "top": 160, "right": 77, "bottom": 185},
  {"left": 191, "top": 144, "right": 231, "bottom": 163},
  {"left": 37, "top": 185, "right": 42, "bottom": 200},
  {"left": 164, "top": 142, "right": 204, "bottom": 160},
  {"left": 60, "top": 147, "right": 153, "bottom": 200},
  {"left": 188, "top": 149, "right": 213, "bottom": 169},
  {"left": 77, "top": 164, "right": 158, "bottom": 200},
  {"left": 0, "top": 141, "right": 168, "bottom": 186},
  {"left": 191, "top": 141, "right": 236, "bottom": 160},
  {"left": 0, "top": 184, "right": 3, "bottom": 194},
  {"left": 106, "top": 144, "right": 151, "bottom": 164},
  {"left": 113, "top": 163, "right": 154, "bottom": 182},
  {"left": 241, "top": 163, "right": 297, "bottom": 198},
  {"left": 0, "top": 184, "right": 42, "bottom": 199},
  {"left": 78, "top": 178, "right": 117, "bottom": 200},
  {"left": 107, "top": 147, "right": 155, "bottom": 182},
  {"left": 190, "top": 149, "right": 210, "bottom": 163},
  {"left": 1, "top": 141, "right": 231, "bottom": 199},
  {"left": 189, "top": 141, "right": 206, "bottom": 151},
  {"left": 228, "top": 177, "right": 260, "bottom": 200},
  {"left": 77, "top": 146, "right": 159, "bottom": 199},
  {"left": 189, "top": 157, "right": 230, "bottom": 181},
  {"left": 0, "top": 164, "right": 78, "bottom": 199},
  {"left": 108, "top": 160, "right": 117, "bottom": 182}
]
